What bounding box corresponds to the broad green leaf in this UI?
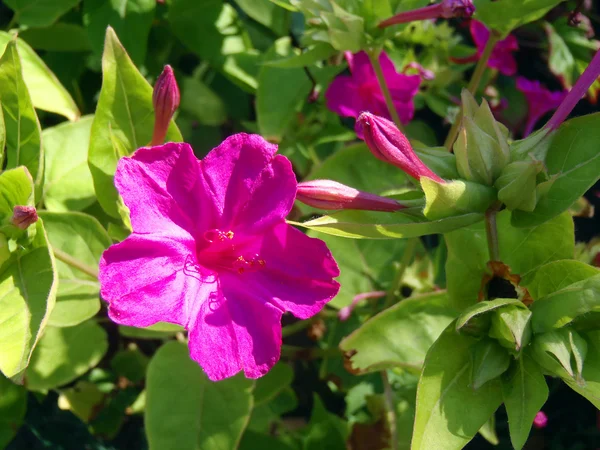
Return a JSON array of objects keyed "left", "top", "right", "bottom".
[
  {"left": 474, "top": 0, "right": 563, "bottom": 37},
  {"left": 340, "top": 291, "right": 457, "bottom": 373},
  {"left": 239, "top": 431, "right": 296, "bottom": 450},
  {"left": 470, "top": 340, "right": 510, "bottom": 390},
  {"left": 445, "top": 211, "right": 574, "bottom": 309},
  {"left": 146, "top": 341, "right": 254, "bottom": 450},
  {"left": 488, "top": 305, "right": 532, "bottom": 351},
  {"left": 264, "top": 43, "right": 336, "bottom": 68},
  {"left": 119, "top": 322, "right": 184, "bottom": 339},
  {"left": 296, "top": 210, "right": 484, "bottom": 239},
  {"left": 58, "top": 381, "right": 105, "bottom": 422},
  {"left": 257, "top": 38, "right": 312, "bottom": 143},
  {"left": 111, "top": 347, "right": 149, "bottom": 384},
  {"left": 19, "top": 23, "right": 91, "bottom": 52},
  {"left": 478, "top": 416, "right": 499, "bottom": 446},
  {"left": 0, "top": 32, "right": 80, "bottom": 121},
  {"left": 247, "top": 386, "right": 297, "bottom": 433},
  {"left": 531, "top": 328, "right": 587, "bottom": 381},
  {"left": 253, "top": 362, "right": 293, "bottom": 406},
  {"left": 0, "top": 106, "right": 4, "bottom": 169},
  {"left": 0, "top": 374, "right": 26, "bottom": 448},
  {"left": 180, "top": 77, "right": 226, "bottom": 126},
  {"left": 0, "top": 167, "right": 34, "bottom": 228},
  {"left": 304, "top": 394, "right": 348, "bottom": 450},
  {"left": 456, "top": 298, "right": 523, "bottom": 333},
  {"left": 26, "top": 320, "right": 108, "bottom": 391},
  {"left": 512, "top": 114, "right": 600, "bottom": 227},
  {"left": 421, "top": 178, "right": 496, "bottom": 220},
  {"left": 42, "top": 116, "right": 96, "bottom": 212},
  {"left": 0, "top": 219, "right": 58, "bottom": 380},
  {"left": 565, "top": 331, "right": 600, "bottom": 408},
  {"left": 4, "top": 0, "right": 79, "bottom": 27},
  {"left": 414, "top": 146, "right": 460, "bottom": 180},
  {"left": 233, "top": 0, "right": 289, "bottom": 35},
  {"left": 83, "top": 0, "right": 156, "bottom": 66},
  {"left": 502, "top": 355, "right": 548, "bottom": 450},
  {"left": 169, "top": 0, "right": 258, "bottom": 92},
  {"left": 412, "top": 323, "right": 502, "bottom": 450},
  {"left": 0, "top": 39, "right": 43, "bottom": 197},
  {"left": 39, "top": 212, "right": 110, "bottom": 327},
  {"left": 88, "top": 27, "right": 182, "bottom": 219},
  {"left": 526, "top": 260, "right": 599, "bottom": 300},
  {"left": 530, "top": 274, "right": 600, "bottom": 333}
]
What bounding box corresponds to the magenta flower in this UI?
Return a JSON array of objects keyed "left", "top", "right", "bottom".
[
  {"left": 470, "top": 20, "right": 518, "bottom": 76},
  {"left": 378, "top": 0, "right": 475, "bottom": 28},
  {"left": 11, "top": 205, "right": 38, "bottom": 230},
  {"left": 325, "top": 51, "right": 421, "bottom": 126},
  {"left": 533, "top": 411, "right": 548, "bottom": 429},
  {"left": 99, "top": 135, "right": 340, "bottom": 381},
  {"left": 516, "top": 77, "right": 567, "bottom": 137}
]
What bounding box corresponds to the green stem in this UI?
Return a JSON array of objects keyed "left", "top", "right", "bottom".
[
  {"left": 484, "top": 203, "right": 501, "bottom": 261},
  {"left": 444, "top": 32, "right": 500, "bottom": 150},
  {"left": 281, "top": 317, "right": 316, "bottom": 338},
  {"left": 280, "top": 345, "right": 340, "bottom": 359},
  {"left": 381, "top": 370, "right": 398, "bottom": 450},
  {"left": 367, "top": 50, "right": 405, "bottom": 132},
  {"left": 384, "top": 237, "right": 419, "bottom": 308},
  {"left": 53, "top": 248, "right": 99, "bottom": 279}
]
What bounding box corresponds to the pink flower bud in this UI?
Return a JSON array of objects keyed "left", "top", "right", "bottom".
[
  {"left": 151, "top": 65, "right": 180, "bottom": 146},
  {"left": 338, "top": 291, "right": 386, "bottom": 321},
  {"left": 379, "top": 0, "right": 474, "bottom": 28},
  {"left": 533, "top": 411, "right": 548, "bottom": 429},
  {"left": 296, "top": 179, "right": 404, "bottom": 212},
  {"left": 11, "top": 205, "right": 38, "bottom": 230},
  {"left": 356, "top": 112, "right": 445, "bottom": 183}
]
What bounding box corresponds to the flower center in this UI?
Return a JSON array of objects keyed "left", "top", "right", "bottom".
[{"left": 194, "top": 229, "right": 266, "bottom": 275}]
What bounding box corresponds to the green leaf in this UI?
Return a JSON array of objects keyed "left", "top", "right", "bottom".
[
  {"left": 0, "top": 99, "right": 4, "bottom": 169},
  {"left": 526, "top": 260, "right": 599, "bottom": 300},
  {"left": 512, "top": 114, "right": 600, "bottom": 227},
  {"left": 88, "top": 27, "right": 182, "bottom": 219},
  {"left": 0, "top": 374, "right": 27, "bottom": 448},
  {"left": 488, "top": 305, "right": 532, "bottom": 352},
  {"left": 502, "top": 354, "right": 549, "bottom": 450},
  {"left": 340, "top": 291, "right": 457, "bottom": 373},
  {"left": 0, "top": 32, "right": 80, "bottom": 121},
  {"left": 26, "top": 320, "right": 108, "bottom": 391},
  {"left": 470, "top": 339, "right": 510, "bottom": 390},
  {"left": 264, "top": 43, "right": 336, "bottom": 68},
  {"left": 296, "top": 210, "right": 484, "bottom": 239},
  {"left": 531, "top": 328, "right": 588, "bottom": 381},
  {"left": 413, "top": 146, "right": 460, "bottom": 180},
  {"left": 0, "top": 219, "right": 58, "bottom": 380},
  {"left": 180, "top": 77, "right": 227, "bottom": 126},
  {"left": 233, "top": 0, "right": 289, "bottom": 35},
  {"left": 83, "top": 0, "right": 156, "bottom": 66},
  {"left": 253, "top": 362, "right": 293, "bottom": 406},
  {"left": 5, "top": 0, "right": 80, "bottom": 27},
  {"left": 564, "top": 331, "right": 600, "bottom": 408},
  {"left": 478, "top": 416, "right": 499, "bottom": 446},
  {"left": 530, "top": 274, "right": 600, "bottom": 333},
  {"left": 304, "top": 394, "right": 348, "bottom": 450},
  {"left": 456, "top": 298, "right": 523, "bottom": 333},
  {"left": 111, "top": 346, "right": 149, "bottom": 384},
  {"left": 39, "top": 212, "right": 110, "bottom": 327},
  {"left": 0, "top": 39, "right": 43, "bottom": 197},
  {"left": 257, "top": 38, "right": 312, "bottom": 143},
  {"left": 146, "top": 341, "right": 254, "bottom": 450},
  {"left": 0, "top": 166, "right": 34, "bottom": 228},
  {"left": 118, "top": 322, "right": 184, "bottom": 339},
  {"left": 412, "top": 323, "right": 502, "bottom": 450},
  {"left": 19, "top": 23, "right": 91, "bottom": 52},
  {"left": 421, "top": 178, "right": 496, "bottom": 221},
  {"left": 42, "top": 116, "right": 96, "bottom": 212},
  {"left": 445, "top": 211, "right": 574, "bottom": 309},
  {"left": 473, "top": 0, "right": 563, "bottom": 37}
]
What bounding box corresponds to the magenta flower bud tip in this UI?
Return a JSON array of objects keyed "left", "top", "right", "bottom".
[
  {"left": 356, "top": 112, "right": 445, "bottom": 183},
  {"left": 151, "top": 65, "right": 180, "bottom": 146},
  {"left": 441, "top": 0, "right": 475, "bottom": 19},
  {"left": 296, "top": 179, "right": 404, "bottom": 212},
  {"left": 533, "top": 411, "right": 548, "bottom": 429},
  {"left": 11, "top": 205, "right": 38, "bottom": 230},
  {"left": 338, "top": 291, "right": 386, "bottom": 321}
]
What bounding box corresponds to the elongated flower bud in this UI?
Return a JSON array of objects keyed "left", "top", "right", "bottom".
[
  {"left": 379, "top": 0, "right": 474, "bottom": 28},
  {"left": 11, "top": 205, "right": 38, "bottom": 230},
  {"left": 357, "top": 112, "right": 445, "bottom": 183},
  {"left": 296, "top": 179, "right": 404, "bottom": 212},
  {"left": 151, "top": 65, "right": 180, "bottom": 146}
]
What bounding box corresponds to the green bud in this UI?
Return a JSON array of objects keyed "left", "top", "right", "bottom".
[
  {"left": 488, "top": 305, "right": 532, "bottom": 353},
  {"left": 531, "top": 328, "right": 587, "bottom": 384},
  {"left": 510, "top": 127, "right": 554, "bottom": 162},
  {"left": 470, "top": 339, "right": 511, "bottom": 390},
  {"left": 494, "top": 160, "right": 544, "bottom": 212},
  {"left": 454, "top": 90, "right": 510, "bottom": 186},
  {"left": 421, "top": 177, "right": 497, "bottom": 220}
]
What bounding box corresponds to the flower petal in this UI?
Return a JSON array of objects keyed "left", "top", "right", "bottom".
[
  {"left": 200, "top": 134, "right": 296, "bottom": 235},
  {"left": 325, "top": 75, "right": 363, "bottom": 118},
  {"left": 346, "top": 51, "right": 375, "bottom": 84},
  {"left": 99, "top": 233, "right": 200, "bottom": 328},
  {"left": 246, "top": 223, "right": 340, "bottom": 319},
  {"left": 188, "top": 278, "right": 283, "bottom": 381},
  {"left": 115, "top": 142, "right": 215, "bottom": 239}
]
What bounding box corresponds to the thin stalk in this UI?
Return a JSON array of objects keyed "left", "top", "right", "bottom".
[
  {"left": 484, "top": 204, "right": 501, "bottom": 261},
  {"left": 384, "top": 237, "right": 419, "bottom": 308},
  {"left": 381, "top": 370, "right": 398, "bottom": 450},
  {"left": 444, "top": 33, "right": 500, "bottom": 150},
  {"left": 281, "top": 317, "right": 316, "bottom": 338},
  {"left": 53, "top": 248, "right": 99, "bottom": 279},
  {"left": 367, "top": 50, "right": 405, "bottom": 132},
  {"left": 280, "top": 345, "right": 340, "bottom": 359}
]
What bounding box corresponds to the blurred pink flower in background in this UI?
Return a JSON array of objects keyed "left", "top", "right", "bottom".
[
  {"left": 99, "top": 136, "right": 340, "bottom": 381},
  {"left": 533, "top": 411, "right": 548, "bottom": 429},
  {"left": 471, "top": 20, "right": 519, "bottom": 75},
  {"left": 516, "top": 77, "right": 567, "bottom": 136},
  {"left": 325, "top": 51, "right": 421, "bottom": 127}
]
